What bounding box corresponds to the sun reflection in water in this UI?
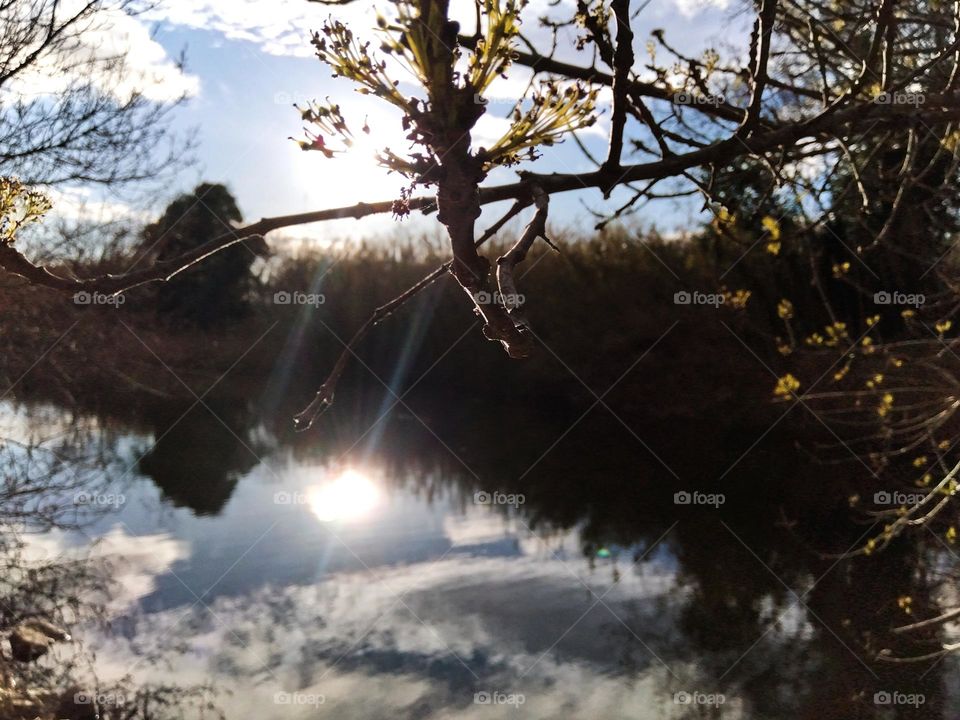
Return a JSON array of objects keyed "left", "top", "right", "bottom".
[{"left": 306, "top": 469, "right": 381, "bottom": 523}]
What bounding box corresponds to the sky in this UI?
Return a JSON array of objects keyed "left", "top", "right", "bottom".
[{"left": 43, "top": 0, "right": 745, "bottom": 246}]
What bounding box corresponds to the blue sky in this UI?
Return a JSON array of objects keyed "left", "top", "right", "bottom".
[{"left": 55, "top": 0, "right": 746, "bottom": 244}]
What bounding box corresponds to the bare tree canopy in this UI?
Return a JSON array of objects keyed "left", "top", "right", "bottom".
[{"left": 0, "top": 0, "right": 191, "bottom": 188}]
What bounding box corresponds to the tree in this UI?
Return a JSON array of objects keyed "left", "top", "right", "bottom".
[
  {"left": 137, "top": 183, "right": 267, "bottom": 326},
  {"left": 0, "top": 0, "right": 190, "bottom": 189}
]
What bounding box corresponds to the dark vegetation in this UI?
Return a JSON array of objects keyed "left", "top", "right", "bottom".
[{"left": 0, "top": 199, "right": 914, "bottom": 509}]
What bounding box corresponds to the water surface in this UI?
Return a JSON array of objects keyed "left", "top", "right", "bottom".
[{"left": 5, "top": 396, "right": 955, "bottom": 720}]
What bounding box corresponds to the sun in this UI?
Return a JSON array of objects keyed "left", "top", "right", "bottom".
[
  {"left": 288, "top": 106, "right": 409, "bottom": 212},
  {"left": 306, "top": 469, "right": 381, "bottom": 523}
]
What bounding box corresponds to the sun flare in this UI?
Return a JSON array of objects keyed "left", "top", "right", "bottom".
[{"left": 306, "top": 469, "right": 381, "bottom": 523}]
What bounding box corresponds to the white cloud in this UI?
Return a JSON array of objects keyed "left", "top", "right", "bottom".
[
  {"left": 62, "top": 546, "right": 765, "bottom": 719},
  {"left": 5, "top": 4, "right": 198, "bottom": 103},
  {"left": 443, "top": 506, "right": 514, "bottom": 546},
  {"left": 149, "top": 0, "right": 575, "bottom": 59},
  {"left": 146, "top": 0, "right": 326, "bottom": 58},
  {"left": 83, "top": 7, "right": 200, "bottom": 101},
  {"left": 20, "top": 524, "right": 189, "bottom": 612},
  {"left": 674, "top": 0, "right": 730, "bottom": 16},
  {"left": 42, "top": 186, "right": 150, "bottom": 225}
]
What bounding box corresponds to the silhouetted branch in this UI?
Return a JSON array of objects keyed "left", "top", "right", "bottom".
[{"left": 293, "top": 195, "right": 532, "bottom": 430}]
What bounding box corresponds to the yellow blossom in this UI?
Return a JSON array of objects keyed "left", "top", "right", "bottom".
[
  {"left": 942, "top": 129, "right": 960, "bottom": 153},
  {"left": 831, "top": 262, "right": 851, "bottom": 277},
  {"left": 715, "top": 206, "right": 735, "bottom": 228},
  {"left": 774, "top": 374, "right": 800, "bottom": 398},
  {"left": 822, "top": 322, "right": 849, "bottom": 347},
  {"left": 877, "top": 392, "right": 894, "bottom": 418},
  {"left": 761, "top": 215, "right": 781, "bottom": 240},
  {"left": 724, "top": 289, "right": 751, "bottom": 309},
  {"left": 777, "top": 299, "right": 794, "bottom": 320}
]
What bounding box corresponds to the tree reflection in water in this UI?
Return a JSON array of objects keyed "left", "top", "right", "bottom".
[
  {"left": 0, "top": 389, "right": 957, "bottom": 719},
  {"left": 0, "top": 407, "right": 222, "bottom": 719}
]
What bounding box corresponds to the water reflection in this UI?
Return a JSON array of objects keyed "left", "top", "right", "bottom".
[
  {"left": 2, "top": 396, "right": 958, "bottom": 719},
  {"left": 303, "top": 468, "right": 382, "bottom": 523},
  {"left": 137, "top": 402, "right": 262, "bottom": 516}
]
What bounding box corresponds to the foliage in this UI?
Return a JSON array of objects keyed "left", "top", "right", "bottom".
[
  {"left": 138, "top": 183, "right": 264, "bottom": 326},
  {"left": 0, "top": 178, "right": 51, "bottom": 243},
  {"left": 301, "top": 0, "right": 598, "bottom": 183}
]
